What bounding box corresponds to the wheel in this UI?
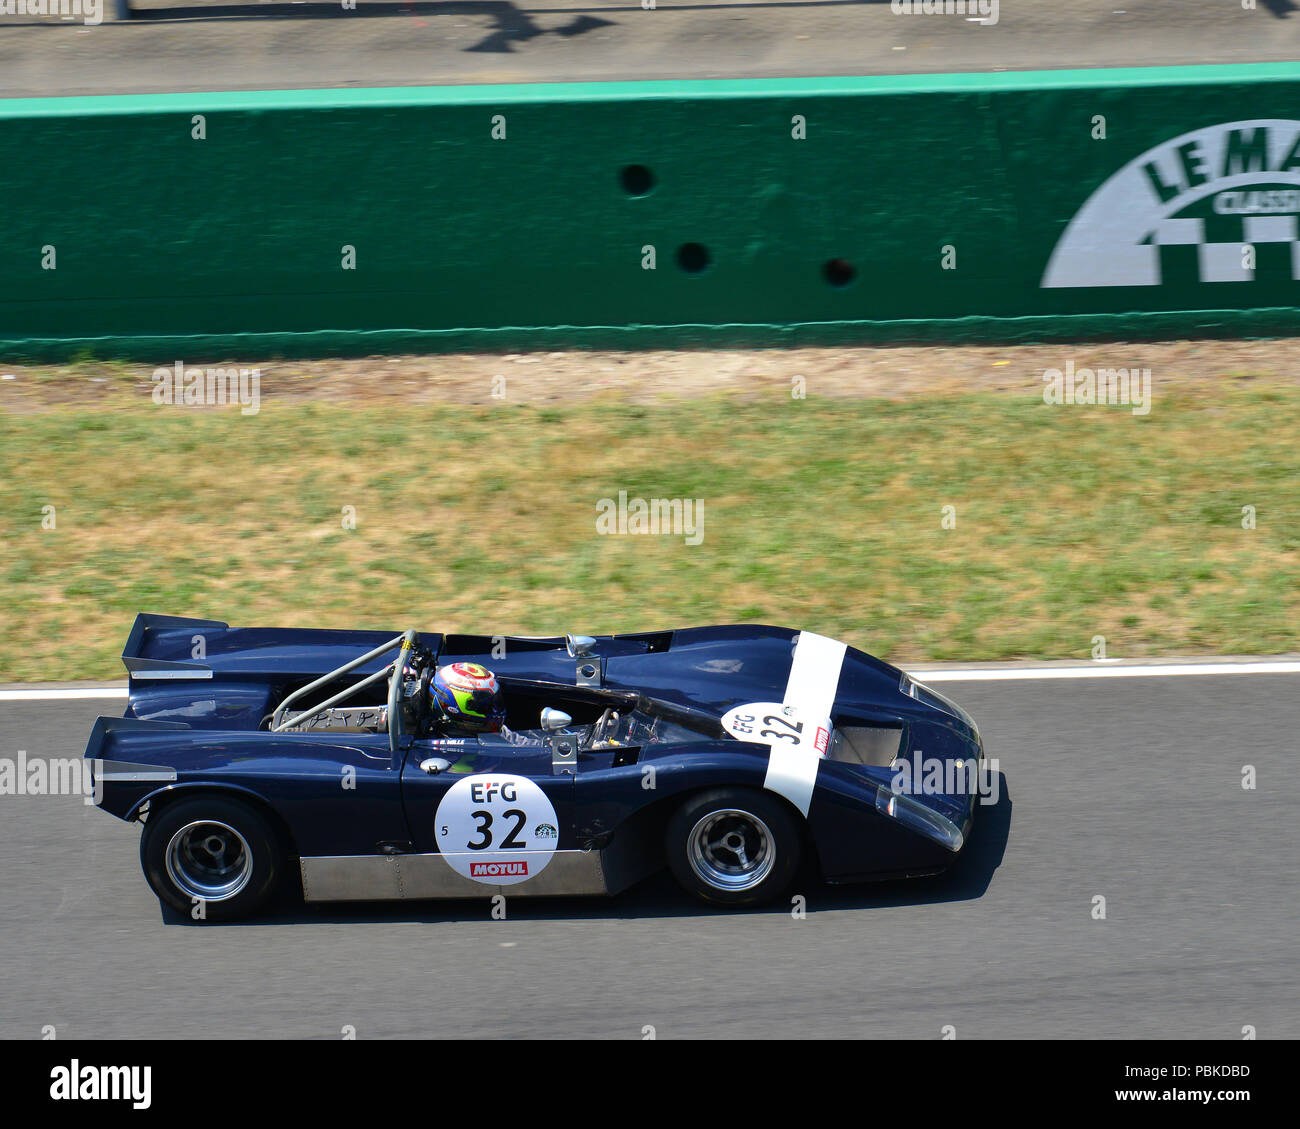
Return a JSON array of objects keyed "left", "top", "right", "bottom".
[
  {"left": 665, "top": 787, "right": 802, "bottom": 907},
  {"left": 140, "top": 795, "right": 283, "bottom": 921}
]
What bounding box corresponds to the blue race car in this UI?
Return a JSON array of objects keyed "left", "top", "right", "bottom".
[{"left": 85, "top": 613, "right": 985, "bottom": 920}]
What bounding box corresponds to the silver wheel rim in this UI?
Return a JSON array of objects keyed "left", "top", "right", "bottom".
[
  {"left": 164, "top": 820, "right": 253, "bottom": 902},
  {"left": 687, "top": 808, "right": 776, "bottom": 892}
]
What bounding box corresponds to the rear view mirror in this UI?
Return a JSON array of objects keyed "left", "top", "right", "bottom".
[
  {"left": 540, "top": 708, "right": 573, "bottom": 732},
  {"left": 566, "top": 634, "right": 597, "bottom": 657}
]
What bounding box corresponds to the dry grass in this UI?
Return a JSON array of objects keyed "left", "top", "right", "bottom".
[{"left": 1, "top": 374, "right": 1298, "bottom": 681}]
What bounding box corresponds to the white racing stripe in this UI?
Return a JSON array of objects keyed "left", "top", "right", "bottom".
[
  {"left": 782, "top": 631, "right": 848, "bottom": 718},
  {"left": 763, "top": 631, "right": 847, "bottom": 816}
]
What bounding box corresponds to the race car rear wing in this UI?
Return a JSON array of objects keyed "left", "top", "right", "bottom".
[
  {"left": 121, "top": 613, "right": 227, "bottom": 679},
  {"left": 84, "top": 714, "right": 190, "bottom": 761}
]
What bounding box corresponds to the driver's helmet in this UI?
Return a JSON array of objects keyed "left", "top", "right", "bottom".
[{"left": 429, "top": 663, "right": 506, "bottom": 733}]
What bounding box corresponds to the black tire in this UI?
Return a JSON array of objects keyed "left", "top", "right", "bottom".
[
  {"left": 140, "top": 795, "right": 282, "bottom": 922},
  {"left": 665, "top": 787, "right": 802, "bottom": 908}
]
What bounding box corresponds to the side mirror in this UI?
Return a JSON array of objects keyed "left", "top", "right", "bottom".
[
  {"left": 565, "top": 634, "right": 597, "bottom": 658},
  {"left": 540, "top": 708, "right": 573, "bottom": 732},
  {"left": 420, "top": 757, "right": 451, "bottom": 775},
  {"left": 544, "top": 710, "right": 578, "bottom": 775},
  {"left": 565, "top": 635, "right": 602, "bottom": 687}
]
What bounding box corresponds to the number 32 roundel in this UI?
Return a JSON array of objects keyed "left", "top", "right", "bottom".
[
  {"left": 721, "top": 702, "right": 832, "bottom": 755},
  {"left": 435, "top": 774, "right": 560, "bottom": 885}
]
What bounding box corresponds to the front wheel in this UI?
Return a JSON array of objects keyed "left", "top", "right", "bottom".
[
  {"left": 140, "top": 796, "right": 283, "bottom": 921},
  {"left": 665, "top": 788, "right": 802, "bottom": 907}
]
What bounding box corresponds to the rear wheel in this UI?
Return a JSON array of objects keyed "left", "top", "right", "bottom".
[
  {"left": 140, "top": 796, "right": 282, "bottom": 921},
  {"left": 665, "top": 788, "right": 802, "bottom": 907}
]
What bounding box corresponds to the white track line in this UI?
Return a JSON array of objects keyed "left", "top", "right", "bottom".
[
  {"left": 1, "top": 659, "right": 1299, "bottom": 703},
  {"left": 909, "top": 661, "right": 1300, "bottom": 682},
  {"left": 0, "top": 688, "right": 128, "bottom": 701}
]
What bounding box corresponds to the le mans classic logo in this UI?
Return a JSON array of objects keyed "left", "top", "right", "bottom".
[{"left": 1042, "top": 119, "right": 1300, "bottom": 288}]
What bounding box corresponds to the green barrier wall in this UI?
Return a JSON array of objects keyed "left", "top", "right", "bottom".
[{"left": 2, "top": 63, "right": 1300, "bottom": 358}]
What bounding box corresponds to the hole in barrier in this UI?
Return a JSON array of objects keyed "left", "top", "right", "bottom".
[
  {"left": 620, "top": 165, "right": 656, "bottom": 197},
  {"left": 823, "top": 258, "right": 856, "bottom": 287},
  {"left": 676, "top": 243, "right": 711, "bottom": 274}
]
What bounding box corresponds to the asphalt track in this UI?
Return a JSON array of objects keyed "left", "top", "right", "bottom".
[
  {"left": 1, "top": 0, "right": 1298, "bottom": 99},
  {"left": 1, "top": 668, "right": 1296, "bottom": 1039}
]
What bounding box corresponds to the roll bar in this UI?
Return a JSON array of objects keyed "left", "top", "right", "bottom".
[
  {"left": 270, "top": 630, "right": 419, "bottom": 754},
  {"left": 389, "top": 631, "right": 417, "bottom": 754}
]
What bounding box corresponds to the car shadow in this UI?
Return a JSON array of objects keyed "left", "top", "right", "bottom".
[
  {"left": 127, "top": 0, "right": 880, "bottom": 23},
  {"left": 124, "top": 0, "right": 618, "bottom": 51},
  {"left": 160, "top": 774, "right": 1011, "bottom": 926}
]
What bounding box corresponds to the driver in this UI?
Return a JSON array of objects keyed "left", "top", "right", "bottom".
[{"left": 427, "top": 662, "right": 545, "bottom": 745}]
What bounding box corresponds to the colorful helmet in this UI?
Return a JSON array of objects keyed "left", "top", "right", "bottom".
[{"left": 429, "top": 663, "right": 506, "bottom": 733}]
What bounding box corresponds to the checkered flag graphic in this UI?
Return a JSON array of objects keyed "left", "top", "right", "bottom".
[{"left": 1148, "top": 214, "right": 1300, "bottom": 283}]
